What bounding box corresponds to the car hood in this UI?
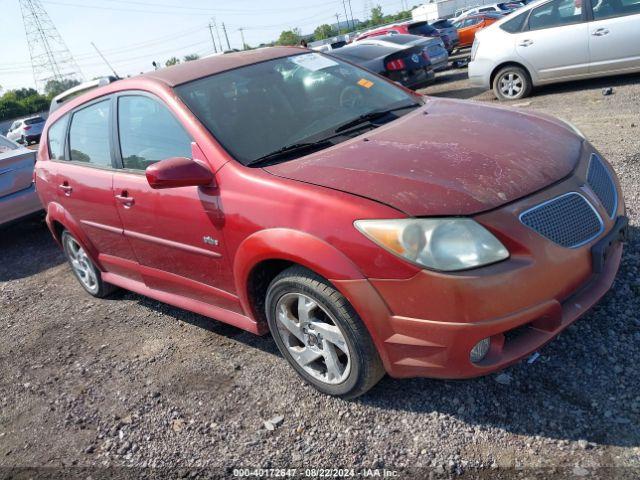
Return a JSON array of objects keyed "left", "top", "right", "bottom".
[{"left": 264, "top": 97, "right": 582, "bottom": 216}]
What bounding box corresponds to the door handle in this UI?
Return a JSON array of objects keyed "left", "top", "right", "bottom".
[
  {"left": 592, "top": 27, "right": 610, "bottom": 36},
  {"left": 59, "top": 183, "right": 73, "bottom": 196},
  {"left": 115, "top": 192, "right": 135, "bottom": 208},
  {"left": 518, "top": 39, "right": 533, "bottom": 47}
]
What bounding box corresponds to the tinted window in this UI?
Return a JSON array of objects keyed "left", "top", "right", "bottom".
[
  {"left": 47, "top": 115, "right": 69, "bottom": 160},
  {"left": 69, "top": 100, "right": 112, "bottom": 167},
  {"left": 408, "top": 22, "right": 438, "bottom": 35},
  {"left": 176, "top": 53, "right": 415, "bottom": 165},
  {"left": 25, "top": 117, "right": 45, "bottom": 125},
  {"left": 501, "top": 11, "right": 528, "bottom": 31},
  {"left": 118, "top": 96, "right": 192, "bottom": 171},
  {"left": 528, "top": 0, "right": 583, "bottom": 30},
  {"left": 592, "top": 0, "right": 640, "bottom": 19},
  {"left": 431, "top": 19, "right": 453, "bottom": 28}
]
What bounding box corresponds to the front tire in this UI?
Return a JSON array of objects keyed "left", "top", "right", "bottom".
[
  {"left": 266, "top": 266, "right": 384, "bottom": 399},
  {"left": 493, "top": 65, "right": 532, "bottom": 101},
  {"left": 61, "top": 230, "right": 116, "bottom": 298}
]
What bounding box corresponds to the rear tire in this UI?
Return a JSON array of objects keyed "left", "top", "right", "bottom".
[
  {"left": 266, "top": 266, "right": 384, "bottom": 399},
  {"left": 493, "top": 65, "right": 532, "bottom": 101},
  {"left": 61, "top": 230, "right": 117, "bottom": 298}
]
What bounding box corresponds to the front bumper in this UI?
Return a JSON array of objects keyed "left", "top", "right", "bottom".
[{"left": 335, "top": 151, "right": 626, "bottom": 379}]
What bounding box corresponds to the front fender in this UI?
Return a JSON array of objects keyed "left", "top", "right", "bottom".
[
  {"left": 46, "top": 201, "right": 105, "bottom": 271},
  {"left": 233, "top": 228, "right": 365, "bottom": 316}
]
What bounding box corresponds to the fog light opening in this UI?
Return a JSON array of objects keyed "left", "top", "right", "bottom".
[{"left": 470, "top": 338, "right": 491, "bottom": 364}]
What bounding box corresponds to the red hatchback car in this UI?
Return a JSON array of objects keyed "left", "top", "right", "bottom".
[{"left": 36, "top": 47, "right": 627, "bottom": 398}]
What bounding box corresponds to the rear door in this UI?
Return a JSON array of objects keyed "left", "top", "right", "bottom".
[
  {"left": 54, "top": 97, "right": 142, "bottom": 281},
  {"left": 111, "top": 93, "right": 238, "bottom": 312},
  {"left": 587, "top": 0, "right": 640, "bottom": 74},
  {"left": 514, "top": 0, "right": 590, "bottom": 80}
]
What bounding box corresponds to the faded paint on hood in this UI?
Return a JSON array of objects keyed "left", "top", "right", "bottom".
[{"left": 264, "top": 97, "right": 582, "bottom": 216}]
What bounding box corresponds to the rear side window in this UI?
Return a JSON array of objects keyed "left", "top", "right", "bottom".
[
  {"left": 118, "top": 95, "right": 192, "bottom": 171},
  {"left": 500, "top": 11, "right": 528, "bottom": 32},
  {"left": 592, "top": 0, "right": 640, "bottom": 19},
  {"left": 408, "top": 23, "right": 437, "bottom": 36},
  {"left": 47, "top": 115, "right": 69, "bottom": 160},
  {"left": 527, "top": 0, "right": 584, "bottom": 30},
  {"left": 69, "top": 100, "right": 112, "bottom": 167}
]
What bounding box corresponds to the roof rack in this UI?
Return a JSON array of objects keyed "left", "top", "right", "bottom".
[{"left": 49, "top": 76, "right": 119, "bottom": 114}]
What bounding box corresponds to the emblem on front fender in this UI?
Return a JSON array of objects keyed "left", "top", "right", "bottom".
[{"left": 203, "top": 236, "right": 219, "bottom": 246}]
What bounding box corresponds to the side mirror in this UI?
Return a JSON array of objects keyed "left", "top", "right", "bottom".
[{"left": 146, "top": 157, "right": 215, "bottom": 189}]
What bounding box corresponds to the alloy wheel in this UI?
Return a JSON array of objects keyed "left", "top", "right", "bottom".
[
  {"left": 64, "top": 236, "right": 99, "bottom": 293},
  {"left": 274, "top": 292, "right": 351, "bottom": 385},
  {"left": 499, "top": 72, "right": 523, "bottom": 99}
]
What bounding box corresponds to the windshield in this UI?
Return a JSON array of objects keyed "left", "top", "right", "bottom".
[
  {"left": 25, "top": 117, "right": 45, "bottom": 125},
  {"left": 176, "top": 52, "right": 418, "bottom": 165}
]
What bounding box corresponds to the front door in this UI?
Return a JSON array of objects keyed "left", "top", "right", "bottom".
[
  {"left": 111, "top": 93, "right": 238, "bottom": 312},
  {"left": 587, "top": 0, "right": 640, "bottom": 74},
  {"left": 515, "top": 0, "right": 590, "bottom": 80},
  {"left": 54, "top": 98, "right": 142, "bottom": 282}
]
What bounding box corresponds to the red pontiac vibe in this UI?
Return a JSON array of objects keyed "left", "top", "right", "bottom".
[{"left": 35, "top": 47, "right": 627, "bottom": 398}]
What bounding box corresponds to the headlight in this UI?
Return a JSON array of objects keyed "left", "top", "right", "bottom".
[{"left": 354, "top": 218, "right": 509, "bottom": 271}]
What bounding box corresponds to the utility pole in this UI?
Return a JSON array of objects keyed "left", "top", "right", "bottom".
[
  {"left": 212, "top": 18, "right": 223, "bottom": 52},
  {"left": 347, "top": 0, "right": 355, "bottom": 30},
  {"left": 222, "top": 22, "right": 231, "bottom": 50},
  {"left": 208, "top": 23, "right": 218, "bottom": 53},
  {"left": 342, "top": 0, "right": 351, "bottom": 31},
  {"left": 91, "top": 42, "right": 119, "bottom": 78},
  {"left": 335, "top": 13, "right": 340, "bottom": 32},
  {"left": 239, "top": 28, "right": 246, "bottom": 50}
]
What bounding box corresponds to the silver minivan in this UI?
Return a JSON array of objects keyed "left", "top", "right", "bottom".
[{"left": 468, "top": 0, "right": 640, "bottom": 100}]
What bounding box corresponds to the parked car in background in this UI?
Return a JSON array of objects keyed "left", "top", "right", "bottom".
[
  {"left": 6, "top": 116, "right": 46, "bottom": 145},
  {"left": 309, "top": 36, "right": 348, "bottom": 53},
  {"left": 329, "top": 43, "right": 435, "bottom": 89},
  {"left": 355, "top": 21, "right": 454, "bottom": 53},
  {"left": 0, "top": 135, "right": 41, "bottom": 227},
  {"left": 354, "top": 34, "right": 449, "bottom": 72},
  {"left": 35, "top": 47, "right": 627, "bottom": 399},
  {"left": 469, "top": 0, "right": 640, "bottom": 100},
  {"left": 429, "top": 19, "right": 461, "bottom": 52},
  {"left": 453, "top": 13, "right": 503, "bottom": 47}
]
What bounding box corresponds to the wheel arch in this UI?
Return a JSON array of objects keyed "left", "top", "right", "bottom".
[
  {"left": 234, "top": 229, "right": 365, "bottom": 327},
  {"left": 490, "top": 61, "right": 534, "bottom": 89}
]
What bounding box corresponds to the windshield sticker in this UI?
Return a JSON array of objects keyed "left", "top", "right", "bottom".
[
  {"left": 291, "top": 53, "right": 338, "bottom": 71},
  {"left": 358, "top": 79, "right": 374, "bottom": 89}
]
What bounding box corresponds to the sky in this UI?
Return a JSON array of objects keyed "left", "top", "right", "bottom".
[{"left": 0, "top": 0, "right": 411, "bottom": 92}]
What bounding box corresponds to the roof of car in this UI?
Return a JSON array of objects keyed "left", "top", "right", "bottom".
[{"left": 141, "top": 46, "right": 303, "bottom": 87}]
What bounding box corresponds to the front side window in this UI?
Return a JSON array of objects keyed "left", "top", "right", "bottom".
[
  {"left": 591, "top": 0, "right": 640, "bottom": 19},
  {"left": 175, "top": 53, "right": 418, "bottom": 166},
  {"left": 528, "top": 0, "right": 584, "bottom": 30},
  {"left": 47, "top": 114, "right": 69, "bottom": 160},
  {"left": 69, "top": 100, "right": 112, "bottom": 167},
  {"left": 118, "top": 95, "right": 192, "bottom": 171}
]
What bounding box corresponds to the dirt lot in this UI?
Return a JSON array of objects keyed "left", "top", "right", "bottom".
[{"left": 1, "top": 70, "right": 639, "bottom": 478}]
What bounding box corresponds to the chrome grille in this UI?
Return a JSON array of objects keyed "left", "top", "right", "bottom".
[
  {"left": 587, "top": 153, "right": 617, "bottom": 218},
  {"left": 520, "top": 192, "right": 603, "bottom": 248}
]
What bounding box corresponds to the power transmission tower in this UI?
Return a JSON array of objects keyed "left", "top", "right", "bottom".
[{"left": 19, "top": 0, "right": 83, "bottom": 91}]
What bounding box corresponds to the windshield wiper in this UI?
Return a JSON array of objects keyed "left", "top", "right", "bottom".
[
  {"left": 246, "top": 140, "right": 333, "bottom": 167},
  {"left": 334, "top": 103, "right": 420, "bottom": 133}
]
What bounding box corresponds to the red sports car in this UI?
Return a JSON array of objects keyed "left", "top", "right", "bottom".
[{"left": 36, "top": 48, "right": 626, "bottom": 398}]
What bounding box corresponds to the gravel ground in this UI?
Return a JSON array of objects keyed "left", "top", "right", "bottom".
[{"left": 1, "top": 70, "right": 639, "bottom": 478}]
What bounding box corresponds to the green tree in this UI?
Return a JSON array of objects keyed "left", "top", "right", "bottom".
[
  {"left": 371, "top": 5, "right": 384, "bottom": 25},
  {"left": 183, "top": 53, "right": 200, "bottom": 62},
  {"left": 165, "top": 56, "right": 181, "bottom": 67},
  {"left": 44, "top": 79, "right": 80, "bottom": 98},
  {"left": 277, "top": 29, "right": 300, "bottom": 46},
  {"left": 22, "top": 95, "right": 50, "bottom": 113},
  {"left": 0, "top": 99, "right": 26, "bottom": 120},
  {"left": 314, "top": 24, "right": 334, "bottom": 40}
]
